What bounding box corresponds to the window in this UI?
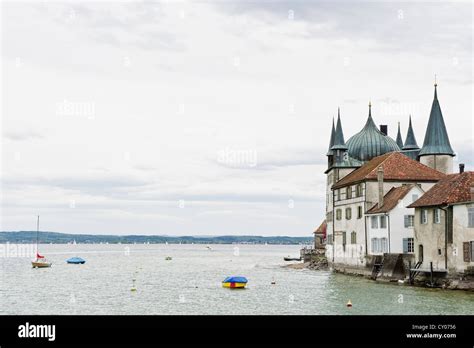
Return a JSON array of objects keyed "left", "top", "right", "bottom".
[
  {"left": 381, "top": 238, "right": 388, "bottom": 253},
  {"left": 346, "top": 187, "right": 352, "bottom": 199},
  {"left": 357, "top": 206, "right": 363, "bottom": 219},
  {"left": 356, "top": 184, "right": 363, "bottom": 197},
  {"left": 351, "top": 231, "right": 357, "bottom": 244},
  {"left": 380, "top": 215, "right": 387, "bottom": 229},
  {"left": 412, "top": 194, "right": 419, "bottom": 203},
  {"left": 463, "top": 242, "right": 473, "bottom": 262},
  {"left": 345, "top": 208, "right": 352, "bottom": 220},
  {"left": 421, "top": 209, "right": 428, "bottom": 224},
  {"left": 342, "top": 232, "right": 347, "bottom": 251},
  {"left": 418, "top": 244, "right": 424, "bottom": 263},
  {"left": 404, "top": 215, "right": 414, "bottom": 227},
  {"left": 468, "top": 207, "right": 474, "bottom": 228},
  {"left": 336, "top": 209, "right": 342, "bottom": 220},
  {"left": 434, "top": 208, "right": 441, "bottom": 224},
  {"left": 337, "top": 190, "right": 341, "bottom": 201},
  {"left": 371, "top": 216, "right": 378, "bottom": 228},
  {"left": 371, "top": 238, "right": 387, "bottom": 253},
  {"left": 371, "top": 238, "right": 377, "bottom": 253},
  {"left": 403, "top": 238, "right": 414, "bottom": 253}
]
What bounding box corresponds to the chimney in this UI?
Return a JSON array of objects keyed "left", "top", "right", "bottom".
[
  {"left": 380, "top": 125, "right": 388, "bottom": 136},
  {"left": 377, "top": 166, "right": 384, "bottom": 209},
  {"left": 459, "top": 163, "right": 465, "bottom": 173}
]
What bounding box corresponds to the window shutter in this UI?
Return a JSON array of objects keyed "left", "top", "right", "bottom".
[
  {"left": 403, "top": 238, "right": 408, "bottom": 253},
  {"left": 463, "top": 242, "right": 470, "bottom": 262},
  {"left": 404, "top": 215, "right": 409, "bottom": 228}
]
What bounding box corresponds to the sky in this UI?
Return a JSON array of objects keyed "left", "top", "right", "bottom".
[{"left": 1, "top": 1, "right": 472, "bottom": 236}]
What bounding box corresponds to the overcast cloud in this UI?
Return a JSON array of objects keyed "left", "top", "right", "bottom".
[{"left": 1, "top": 1, "right": 472, "bottom": 236}]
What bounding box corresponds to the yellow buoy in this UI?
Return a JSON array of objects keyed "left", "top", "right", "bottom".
[{"left": 346, "top": 300, "right": 352, "bottom": 307}]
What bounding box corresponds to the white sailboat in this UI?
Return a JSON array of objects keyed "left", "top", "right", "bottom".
[{"left": 32, "top": 216, "right": 52, "bottom": 268}]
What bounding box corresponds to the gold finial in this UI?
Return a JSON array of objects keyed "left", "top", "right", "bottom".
[
  {"left": 369, "top": 101, "right": 372, "bottom": 108},
  {"left": 434, "top": 74, "right": 437, "bottom": 87}
]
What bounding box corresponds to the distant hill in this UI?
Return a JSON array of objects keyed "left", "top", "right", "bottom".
[{"left": 0, "top": 231, "right": 313, "bottom": 245}]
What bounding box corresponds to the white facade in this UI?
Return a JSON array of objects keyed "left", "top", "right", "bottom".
[
  {"left": 367, "top": 185, "right": 424, "bottom": 255},
  {"left": 327, "top": 180, "right": 436, "bottom": 267}
]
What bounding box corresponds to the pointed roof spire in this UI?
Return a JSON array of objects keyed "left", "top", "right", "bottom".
[
  {"left": 396, "top": 122, "right": 404, "bottom": 148},
  {"left": 331, "top": 108, "right": 348, "bottom": 151},
  {"left": 419, "top": 82, "right": 455, "bottom": 157},
  {"left": 403, "top": 115, "right": 419, "bottom": 150},
  {"left": 363, "top": 101, "right": 376, "bottom": 128},
  {"left": 326, "top": 116, "right": 336, "bottom": 156}
]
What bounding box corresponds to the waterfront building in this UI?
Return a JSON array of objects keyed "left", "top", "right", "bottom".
[
  {"left": 366, "top": 184, "right": 424, "bottom": 255},
  {"left": 323, "top": 83, "right": 456, "bottom": 274},
  {"left": 328, "top": 152, "right": 444, "bottom": 268},
  {"left": 408, "top": 169, "right": 474, "bottom": 276}
]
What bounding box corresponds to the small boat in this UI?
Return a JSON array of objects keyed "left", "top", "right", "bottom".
[
  {"left": 67, "top": 257, "right": 86, "bottom": 264},
  {"left": 32, "top": 257, "right": 52, "bottom": 268},
  {"left": 165, "top": 256, "right": 172, "bottom": 260},
  {"left": 283, "top": 256, "right": 302, "bottom": 261},
  {"left": 31, "top": 216, "right": 52, "bottom": 268},
  {"left": 222, "top": 276, "right": 248, "bottom": 289}
]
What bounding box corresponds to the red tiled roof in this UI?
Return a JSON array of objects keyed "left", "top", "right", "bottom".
[
  {"left": 314, "top": 220, "right": 327, "bottom": 237},
  {"left": 408, "top": 171, "right": 474, "bottom": 208},
  {"left": 332, "top": 152, "right": 446, "bottom": 189},
  {"left": 366, "top": 184, "right": 416, "bottom": 214}
]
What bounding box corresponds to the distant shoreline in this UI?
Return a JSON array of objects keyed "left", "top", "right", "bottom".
[{"left": 0, "top": 231, "right": 312, "bottom": 245}]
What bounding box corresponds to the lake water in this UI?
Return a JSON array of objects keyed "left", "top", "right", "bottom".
[{"left": 0, "top": 244, "right": 472, "bottom": 315}]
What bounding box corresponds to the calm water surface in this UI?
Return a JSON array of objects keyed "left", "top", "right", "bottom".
[{"left": 0, "top": 244, "right": 472, "bottom": 315}]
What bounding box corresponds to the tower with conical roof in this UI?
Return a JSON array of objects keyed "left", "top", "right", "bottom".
[
  {"left": 326, "top": 117, "right": 336, "bottom": 168},
  {"left": 323, "top": 109, "right": 361, "bottom": 258},
  {"left": 418, "top": 83, "right": 455, "bottom": 174},
  {"left": 325, "top": 108, "right": 361, "bottom": 175},
  {"left": 396, "top": 122, "right": 404, "bottom": 149},
  {"left": 400, "top": 115, "right": 420, "bottom": 160},
  {"left": 331, "top": 109, "right": 348, "bottom": 163}
]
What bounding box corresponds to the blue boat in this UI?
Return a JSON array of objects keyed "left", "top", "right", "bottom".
[
  {"left": 222, "top": 276, "right": 248, "bottom": 288},
  {"left": 66, "top": 257, "right": 86, "bottom": 264}
]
